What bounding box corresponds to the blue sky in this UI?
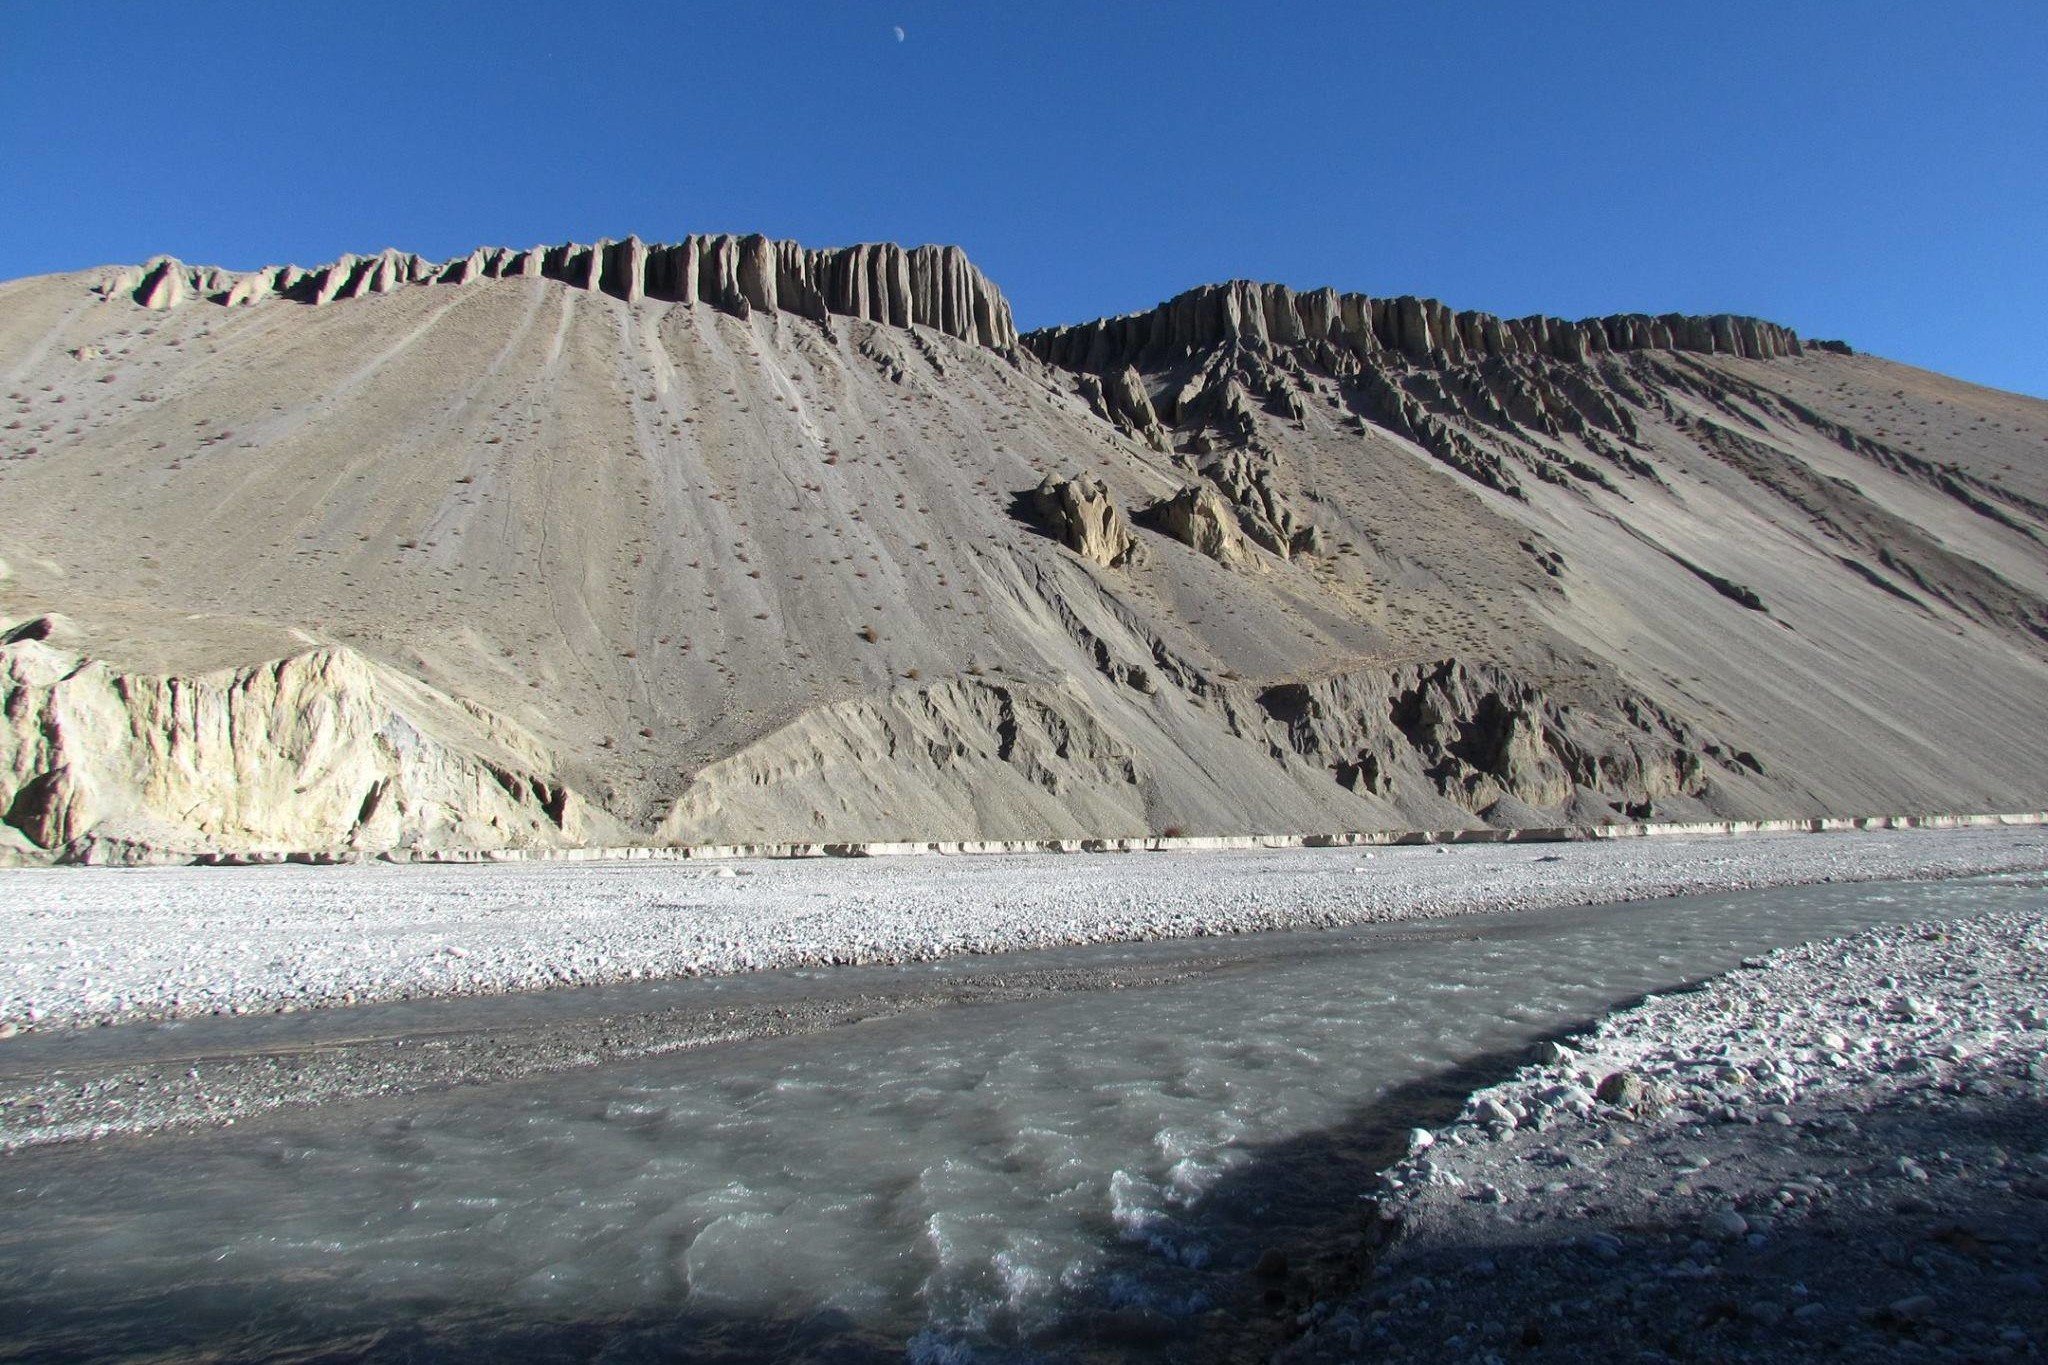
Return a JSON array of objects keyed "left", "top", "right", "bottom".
[{"left": 5, "top": 2, "right": 2044, "bottom": 395}]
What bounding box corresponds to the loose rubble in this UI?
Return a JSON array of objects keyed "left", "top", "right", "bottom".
[{"left": 1282, "top": 909, "right": 2048, "bottom": 1364}]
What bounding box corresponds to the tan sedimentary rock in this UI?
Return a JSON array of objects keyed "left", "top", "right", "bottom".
[
  {"left": 222, "top": 269, "right": 283, "bottom": 306},
  {"left": 1200, "top": 450, "right": 1321, "bottom": 558},
  {"left": 11, "top": 233, "right": 2048, "bottom": 861},
  {"left": 1028, "top": 475, "right": 1142, "bottom": 568},
  {"left": 1076, "top": 364, "right": 1172, "bottom": 452},
  {"left": 1247, "top": 659, "right": 1719, "bottom": 816},
  {"left": 1145, "top": 484, "right": 1257, "bottom": 567},
  {"left": 613, "top": 236, "right": 647, "bottom": 303},
  {"left": 0, "top": 641, "right": 598, "bottom": 859},
  {"left": 659, "top": 677, "right": 1142, "bottom": 844},
  {"left": 308, "top": 254, "right": 356, "bottom": 306},
  {"left": 446, "top": 248, "right": 487, "bottom": 285},
  {"left": 134, "top": 258, "right": 184, "bottom": 310},
  {"left": 1025, "top": 278, "right": 1813, "bottom": 513}
]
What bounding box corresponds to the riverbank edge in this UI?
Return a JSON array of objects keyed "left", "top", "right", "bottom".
[
  {"left": 1274, "top": 906, "right": 2048, "bottom": 1363},
  {"left": 10, "top": 810, "right": 2044, "bottom": 869}
]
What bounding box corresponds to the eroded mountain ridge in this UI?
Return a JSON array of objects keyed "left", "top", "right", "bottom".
[{"left": 1, "top": 235, "right": 2044, "bottom": 861}]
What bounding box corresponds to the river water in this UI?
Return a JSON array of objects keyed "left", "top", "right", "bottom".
[{"left": 3, "top": 872, "right": 2042, "bottom": 1363}]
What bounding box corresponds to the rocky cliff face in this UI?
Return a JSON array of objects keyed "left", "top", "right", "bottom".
[
  {"left": 1022, "top": 283, "right": 1806, "bottom": 509},
  {"left": 0, "top": 638, "right": 604, "bottom": 862},
  {"left": 1236, "top": 658, "right": 1755, "bottom": 822},
  {"left": 1025, "top": 280, "right": 1802, "bottom": 372},
  {"left": 96, "top": 234, "right": 1018, "bottom": 349},
  {"left": 1022, "top": 279, "right": 2048, "bottom": 590}
]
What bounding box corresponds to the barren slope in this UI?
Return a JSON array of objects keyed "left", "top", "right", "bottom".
[{"left": 1, "top": 239, "right": 2044, "bottom": 860}]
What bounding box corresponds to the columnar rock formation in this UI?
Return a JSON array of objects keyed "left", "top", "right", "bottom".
[
  {"left": 1023, "top": 280, "right": 1819, "bottom": 514},
  {"left": 4, "top": 233, "right": 2047, "bottom": 862},
  {"left": 1024, "top": 279, "right": 1801, "bottom": 372},
  {"left": 98, "top": 235, "right": 1018, "bottom": 349}
]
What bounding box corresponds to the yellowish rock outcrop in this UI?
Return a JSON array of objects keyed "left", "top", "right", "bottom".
[{"left": 0, "top": 641, "right": 600, "bottom": 862}]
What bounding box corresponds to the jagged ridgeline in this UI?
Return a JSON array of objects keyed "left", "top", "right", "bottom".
[
  {"left": 2, "top": 233, "right": 2046, "bottom": 862},
  {"left": 1027, "top": 278, "right": 1807, "bottom": 366},
  {"left": 111, "top": 233, "right": 1016, "bottom": 348},
  {"left": 1025, "top": 281, "right": 1813, "bottom": 505}
]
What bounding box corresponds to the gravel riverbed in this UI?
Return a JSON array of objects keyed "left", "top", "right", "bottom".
[
  {"left": 2, "top": 831, "right": 2045, "bottom": 1361},
  {"left": 5, "top": 827, "right": 2047, "bottom": 1035},
  {"left": 1282, "top": 902, "right": 2048, "bottom": 1364}
]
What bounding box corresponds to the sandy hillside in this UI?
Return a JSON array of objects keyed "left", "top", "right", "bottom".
[{"left": 1, "top": 238, "right": 2045, "bottom": 860}]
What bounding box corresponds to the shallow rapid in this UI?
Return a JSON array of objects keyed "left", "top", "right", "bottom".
[{"left": 4, "top": 873, "right": 2044, "bottom": 1363}]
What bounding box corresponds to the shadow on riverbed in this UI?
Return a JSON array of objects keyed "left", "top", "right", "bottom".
[
  {"left": 1277, "top": 1090, "right": 2048, "bottom": 1364},
  {"left": 1033, "top": 1025, "right": 1628, "bottom": 1365}
]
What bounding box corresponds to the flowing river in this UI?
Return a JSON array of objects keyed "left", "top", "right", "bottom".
[{"left": 3, "top": 872, "right": 2043, "bottom": 1363}]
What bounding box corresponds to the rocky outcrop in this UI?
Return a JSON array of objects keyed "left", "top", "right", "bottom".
[
  {"left": 0, "top": 641, "right": 601, "bottom": 861},
  {"left": 1025, "top": 475, "right": 1142, "bottom": 567},
  {"left": 658, "top": 677, "right": 1145, "bottom": 844},
  {"left": 133, "top": 258, "right": 185, "bottom": 311},
  {"left": 95, "top": 235, "right": 1018, "bottom": 349},
  {"left": 1242, "top": 659, "right": 1755, "bottom": 820},
  {"left": 1077, "top": 365, "right": 1172, "bottom": 452},
  {"left": 1025, "top": 281, "right": 1818, "bottom": 506},
  {"left": 1073, "top": 353, "right": 1331, "bottom": 557},
  {"left": 1024, "top": 280, "right": 1803, "bottom": 372},
  {"left": 20, "top": 233, "right": 2048, "bottom": 855},
  {"left": 1142, "top": 484, "right": 1257, "bottom": 567},
  {"left": 1202, "top": 450, "right": 1322, "bottom": 558}
]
